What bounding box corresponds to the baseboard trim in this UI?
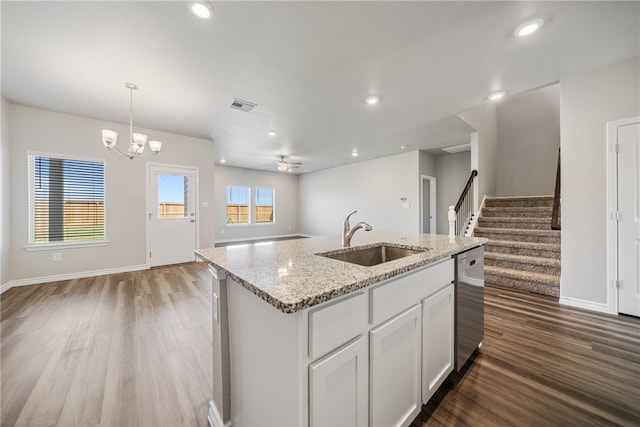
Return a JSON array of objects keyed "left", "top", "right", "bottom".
[
  {"left": 207, "top": 400, "right": 231, "bottom": 427},
  {"left": 0, "top": 264, "right": 148, "bottom": 294},
  {"left": 559, "top": 296, "right": 613, "bottom": 314}
]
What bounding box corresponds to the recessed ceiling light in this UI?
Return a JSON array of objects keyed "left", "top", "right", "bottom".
[
  {"left": 220, "top": 158, "right": 226, "bottom": 163},
  {"left": 268, "top": 130, "right": 278, "bottom": 137},
  {"left": 515, "top": 18, "right": 544, "bottom": 37},
  {"left": 365, "top": 95, "right": 380, "bottom": 105},
  {"left": 190, "top": 2, "right": 212, "bottom": 19},
  {"left": 352, "top": 150, "right": 359, "bottom": 157},
  {"left": 488, "top": 91, "right": 506, "bottom": 101}
]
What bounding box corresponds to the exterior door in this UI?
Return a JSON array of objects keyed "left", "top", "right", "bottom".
[
  {"left": 617, "top": 121, "right": 640, "bottom": 316},
  {"left": 148, "top": 164, "right": 197, "bottom": 267}
]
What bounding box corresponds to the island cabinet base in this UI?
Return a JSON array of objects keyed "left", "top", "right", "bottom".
[{"left": 216, "top": 257, "right": 456, "bottom": 427}]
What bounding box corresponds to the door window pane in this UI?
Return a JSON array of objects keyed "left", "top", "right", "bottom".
[
  {"left": 255, "top": 187, "right": 274, "bottom": 223},
  {"left": 158, "top": 174, "right": 188, "bottom": 218},
  {"left": 227, "top": 186, "right": 250, "bottom": 224}
]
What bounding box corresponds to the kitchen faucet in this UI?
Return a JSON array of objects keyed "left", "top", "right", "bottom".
[{"left": 342, "top": 210, "right": 372, "bottom": 247}]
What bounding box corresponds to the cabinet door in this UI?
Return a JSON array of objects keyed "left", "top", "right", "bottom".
[
  {"left": 309, "top": 336, "right": 368, "bottom": 427},
  {"left": 422, "top": 283, "right": 454, "bottom": 404},
  {"left": 370, "top": 304, "right": 422, "bottom": 427}
]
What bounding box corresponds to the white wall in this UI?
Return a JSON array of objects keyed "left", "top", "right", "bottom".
[
  {"left": 1, "top": 97, "right": 10, "bottom": 287},
  {"left": 459, "top": 104, "right": 497, "bottom": 202},
  {"left": 214, "top": 165, "right": 299, "bottom": 242},
  {"left": 8, "top": 104, "right": 215, "bottom": 283},
  {"left": 419, "top": 150, "right": 436, "bottom": 177},
  {"left": 299, "top": 151, "right": 420, "bottom": 236},
  {"left": 560, "top": 57, "right": 640, "bottom": 309},
  {"left": 496, "top": 84, "right": 560, "bottom": 197},
  {"left": 436, "top": 152, "right": 471, "bottom": 234}
]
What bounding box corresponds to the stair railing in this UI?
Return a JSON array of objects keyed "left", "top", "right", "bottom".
[
  {"left": 451, "top": 170, "right": 478, "bottom": 236},
  {"left": 551, "top": 148, "right": 561, "bottom": 230}
]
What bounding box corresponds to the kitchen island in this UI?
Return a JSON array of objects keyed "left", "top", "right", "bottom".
[{"left": 196, "top": 231, "right": 486, "bottom": 427}]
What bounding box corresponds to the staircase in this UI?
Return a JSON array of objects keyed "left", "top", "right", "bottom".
[{"left": 475, "top": 196, "right": 560, "bottom": 297}]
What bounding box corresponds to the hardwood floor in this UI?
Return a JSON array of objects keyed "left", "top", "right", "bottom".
[
  {"left": 412, "top": 285, "right": 640, "bottom": 427},
  {"left": 1, "top": 263, "right": 212, "bottom": 427},
  {"left": 2, "top": 264, "right": 639, "bottom": 426}
]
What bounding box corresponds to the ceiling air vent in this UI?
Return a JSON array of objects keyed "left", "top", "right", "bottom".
[
  {"left": 441, "top": 143, "right": 471, "bottom": 154},
  {"left": 230, "top": 98, "right": 257, "bottom": 112}
]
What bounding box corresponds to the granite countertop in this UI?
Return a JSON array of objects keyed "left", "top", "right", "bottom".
[{"left": 195, "top": 231, "right": 487, "bottom": 314}]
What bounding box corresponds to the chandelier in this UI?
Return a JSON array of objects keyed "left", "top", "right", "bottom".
[{"left": 102, "top": 83, "right": 162, "bottom": 159}]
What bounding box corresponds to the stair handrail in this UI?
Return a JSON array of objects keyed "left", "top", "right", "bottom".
[
  {"left": 551, "top": 148, "right": 561, "bottom": 230},
  {"left": 452, "top": 170, "right": 478, "bottom": 236}
]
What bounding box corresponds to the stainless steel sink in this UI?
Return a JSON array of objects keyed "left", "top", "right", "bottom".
[{"left": 318, "top": 244, "right": 427, "bottom": 267}]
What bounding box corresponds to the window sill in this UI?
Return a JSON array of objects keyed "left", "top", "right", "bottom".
[{"left": 24, "top": 240, "right": 109, "bottom": 252}]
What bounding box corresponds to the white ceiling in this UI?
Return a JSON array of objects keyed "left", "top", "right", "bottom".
[{"left": 2, "top": 1, "right": 639, "bottom": 173}]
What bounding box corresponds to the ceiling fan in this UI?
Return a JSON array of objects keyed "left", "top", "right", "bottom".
[{"left": 272, "top": 155, "right": 302, "bottom": 172}]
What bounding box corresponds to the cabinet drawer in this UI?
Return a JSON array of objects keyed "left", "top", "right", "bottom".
[
  {"left": 309, "top": 291, "right": 367, "bottom": 359},
  {"left": 370, "top": 258, "right": 454, "bottom": 326}
]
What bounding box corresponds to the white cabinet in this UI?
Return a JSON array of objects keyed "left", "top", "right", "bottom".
[
  {"left": 370, "top": 304, "right": 422, "bottom": 427},
  {"left": 421, "top": 283, "right": 454, "bottom": 403},
  {"left": 309, "top": 336, "right": 368, "bottom": 427}
]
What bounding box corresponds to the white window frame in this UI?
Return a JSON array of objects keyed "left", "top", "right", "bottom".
[
  {"left": 226, "top": 185, "right": 251, "bottom": 226},
  {"left": 254, "top": 187, "right": 275, "bottom": 225},
  {"left": 25, "top": 151, "right": 108, "bottom": 251}
]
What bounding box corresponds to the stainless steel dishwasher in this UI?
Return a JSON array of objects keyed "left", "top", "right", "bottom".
[{"left": 454, "top": 245, "right": 484, "bottom": 371}]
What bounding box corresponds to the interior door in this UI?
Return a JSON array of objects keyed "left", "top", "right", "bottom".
[
  {"left": 148, "top": 165, "right": 197, "bottom": 267},
  {"left": 617, "top": 122, "right": 640, "bottom": 316},
  {"left": 421, "top": 176, "right": 436, "bottom": 234},
  {"left": 422, "top": 179, "right": 431, "bottom": 233}
]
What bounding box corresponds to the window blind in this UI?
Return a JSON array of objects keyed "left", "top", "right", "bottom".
[{"left": 28, "top": 154, "right": 105, "bottom": 244}]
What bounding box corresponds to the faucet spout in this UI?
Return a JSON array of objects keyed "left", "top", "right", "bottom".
[{"left": 342, "top": 211, "right": 372, "bottom": 247}]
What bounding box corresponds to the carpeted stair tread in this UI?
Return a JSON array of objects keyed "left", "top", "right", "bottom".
[
  {"left": 484, "top": 239, "right": 560, "bottom": 258},
  {"left": 485, "top": 252, "right": 560, "bottom": 275},
  {"left": 484, "top": 266, "right": 560, "bottom": 297},
  {"left": 475, "top": 227, "right": 561, "bottom": 244},
  {"left": 485, "top": 196, "right": 554, "bottom": 208},
  {"left": 485, "top": 239, "right": 560, "bottom": 252},
  {"left": 485, "top": 252, "right": 560, "bottom": 268},
  {"left": 478, "top": 216, "right": 551, "bottom": 230},
  {"left": 482, "top": 206, "right": 552, "bottom": 218}
]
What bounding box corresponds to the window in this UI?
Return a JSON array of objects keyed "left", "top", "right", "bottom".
[
  {"left": 227, "top": 186, "right": 250, "bottom": 224},
  {"left": 28, "top": 153, "right": 106, "bottom": 245},
  {"left": 255, "top": 187, "right": 274, "bottom": 223},
  {"left": 157, "top": 174, "right": 189, "bottom": 219}
]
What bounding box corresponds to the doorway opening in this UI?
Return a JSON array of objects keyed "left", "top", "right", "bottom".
[{"left": 421, "top": 175, "right": 437, "bottom": 234}]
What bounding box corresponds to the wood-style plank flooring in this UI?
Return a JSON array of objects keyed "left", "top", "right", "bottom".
[
  {"left": 412, "top": 285, "right": 640, "bottom": 427},
  {"left": 1, "top": 263, "right": 212, "bottom": 427},
  {"left": 2, "top": 263, "right": 640, "bottom": 426}
]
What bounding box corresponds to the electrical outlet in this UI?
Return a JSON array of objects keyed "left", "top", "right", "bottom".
[{"left": 52, "top": 252, "right": 62, "bottom": 262}]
